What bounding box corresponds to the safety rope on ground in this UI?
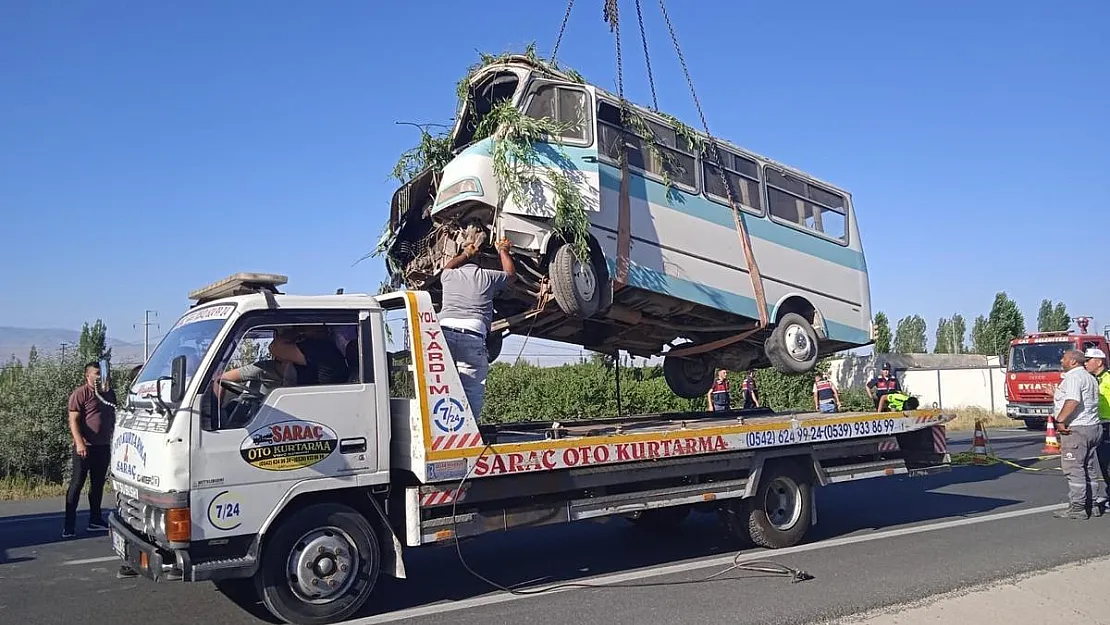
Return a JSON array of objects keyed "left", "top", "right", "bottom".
[{"left": 949, "top": 420, "right": 1061, "bottom": 472}]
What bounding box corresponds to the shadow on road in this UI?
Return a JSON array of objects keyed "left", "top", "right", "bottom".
[{"left": 0, "top": 510, "right": 108, "bottom": 565}]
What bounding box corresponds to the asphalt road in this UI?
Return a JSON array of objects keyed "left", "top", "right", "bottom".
[{"left": 3, "top": 428, "right": 1101, "bottom": 625}]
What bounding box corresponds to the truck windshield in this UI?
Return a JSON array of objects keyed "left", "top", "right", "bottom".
[
  {"left": 131, "top": 305, "right": 233, "bottom": 395},
  {"left": 1009, "top": 343, "right": 1070, "bottom": 373}
]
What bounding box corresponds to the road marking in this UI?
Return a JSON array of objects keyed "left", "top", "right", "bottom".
[
  {"left": 345, "top": 502, "right": 1066, "bottom": 624},
  {"left": 62, "top": 556, "right": 118, "bottom": 566}
]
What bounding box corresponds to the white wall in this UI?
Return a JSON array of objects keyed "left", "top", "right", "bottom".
[{"left": 829, "top": 353, "right": 1006, "bottom": 413}]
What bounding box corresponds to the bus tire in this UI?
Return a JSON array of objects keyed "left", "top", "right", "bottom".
[
  {"left": 256, "top": 503, "right": 380, "bottom": 625},
  {"left": 550, "top": 244, "right": 601, "bottom": 318},
  {"left": 663, "top": 354, "right": 714, "bottom": 399},
  {"left": 746, "top": 461, "right": 813, "bottom": 549},
  {"left": 765, "top": 313, "right": 819, "bottom": 374}
]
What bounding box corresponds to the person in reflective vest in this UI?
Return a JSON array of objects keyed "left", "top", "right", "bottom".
[
  {"left": 1083, "top": 347, "right": 1110, "bottom": 514},
  {"left": 866, "top": 363, "right": 901, "bottom": 410},
  {"left": 880, "top": 391, "right": 919, "bottom": 412},
  {"left": 707, "top": 369, "right": 731, "bottom": 412},
  {"left": 813, "top": 373, "right": 841, "bottom": 413}
]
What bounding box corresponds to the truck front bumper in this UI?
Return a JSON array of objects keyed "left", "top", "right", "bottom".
[
  {"left": 1006, "top": 403, "right": 1053, "bottom": 420},
  {"left": 108, "top": 512, "right": 183, "bottom": 582}
]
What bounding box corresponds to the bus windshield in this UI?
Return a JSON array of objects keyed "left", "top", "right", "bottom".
[{"left": 1008, "top": 342, "right": 1070, "bottom": 373}]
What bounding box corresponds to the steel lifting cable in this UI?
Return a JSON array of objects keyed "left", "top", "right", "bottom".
[
  {"left": 656, "top": 0, "right": 769, "bottom": 331},
  {"left": 634, "top": 0, "right": 659, "bottom": 111},
  {"left": 604, "top": 0, "right": 634, "bottom": 288},
  {"left": 550, "top": 0, "right": 576, "bottom": 65}
]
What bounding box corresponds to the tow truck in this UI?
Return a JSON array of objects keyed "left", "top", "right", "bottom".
[
  {"left": 107, "top": 273, "right": 954, "bottom": 625},
  {"left": 1005, "top": 317, "right": 1109, "bottom": 429}
]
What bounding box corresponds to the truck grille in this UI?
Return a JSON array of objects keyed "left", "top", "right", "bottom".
[{"left": 116, "top": 492, "right": 150, "bottom": 536}]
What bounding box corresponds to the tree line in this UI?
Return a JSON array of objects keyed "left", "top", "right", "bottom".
[{"left": 873, "top": 293, "right": 1073, "bottom": 356}]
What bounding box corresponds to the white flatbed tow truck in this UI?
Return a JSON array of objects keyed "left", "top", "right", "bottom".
[{"left": 106, "top": 273, "right": 953, "bottom": 625}]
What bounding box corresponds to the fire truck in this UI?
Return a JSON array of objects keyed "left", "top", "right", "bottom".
[
  {"left": 107, "top": 273, "right": 953, "bottom": 625},
  {"left": 1005, "top": 317, "right": 1109, "bottom": 429}
]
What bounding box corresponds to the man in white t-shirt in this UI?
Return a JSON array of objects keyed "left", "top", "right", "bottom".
[{"left": 1050, "top": 349, "right": 1105, "bottom": 519}]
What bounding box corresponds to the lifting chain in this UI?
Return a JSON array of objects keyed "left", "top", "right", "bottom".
[
  {"left": 634, "top": 0, "right": 659, "bottom": 111},
  {"left": 550, "top": 0, "right": 576, "bottom": 65}
]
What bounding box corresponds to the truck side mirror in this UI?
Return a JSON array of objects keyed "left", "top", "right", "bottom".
[
  {"left": 99, "top": 357, "right": 111, "bottom": 390},
  {"left": 170, "top": 355, "right": 188, "bottom": 403}
]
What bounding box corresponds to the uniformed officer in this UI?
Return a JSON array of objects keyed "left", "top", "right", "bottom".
[
  {"left": 866, "top": 363, "right": 901, "bottom": 411},
  {"left": 741, "top": 370, "right": 760, "bottom": 409},
  {"left": 707, "top": 369, "right": 731, "bottom": 412},
  {"left": 813, "top": 373, "right": 841, "bottom": 413}
]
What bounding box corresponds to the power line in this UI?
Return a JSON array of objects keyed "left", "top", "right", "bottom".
[{"left": 135, "top": 310, "right": 159, "bottom": 363}]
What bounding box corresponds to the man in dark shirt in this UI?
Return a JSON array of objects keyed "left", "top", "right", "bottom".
[
  {"left": 707, "top": 369, "right": 731, "bottom": 412},
  {"left": 64, "top": 361, "right": 115, "bottom": 538},
  {"left": 270, "top": 327, "right": 349, "bottom": 386}
]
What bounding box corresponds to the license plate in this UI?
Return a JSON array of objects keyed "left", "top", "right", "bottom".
[{"left": 111, "top": 529, "right": 126, "bottom": 559}]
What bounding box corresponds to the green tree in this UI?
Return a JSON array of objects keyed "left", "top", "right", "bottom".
[
  {"left": 1037, "top": 299, "right": 1070, "bottom": 332},
  {"left": 77, "top": 319, "right": 111, "bottom": 364},
  {"left": 893, "top": 315, "right": 927, "bottom": 353},
  {"left": 986, "top": 292, "right": 1026, "bottom": 356},
  {"left": 934, "top": 314, "right": 967, "bottom": 354},
  {"left": 970, "top": 315, "right": 992, "bottom": 354},
  {"left": 873, "top": 312, "right": 892, "bottom": 354}
]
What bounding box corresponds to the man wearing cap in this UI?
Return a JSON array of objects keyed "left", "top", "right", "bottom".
[
  {"left": 1050, "top": 349, "right": 1105, "bottom": 519},
  {"left": 1083, "top": 347, "right": 1110, "bottom": 514},
  {"left": 866, "top": 363, "right": 901, "bottom": 411}
]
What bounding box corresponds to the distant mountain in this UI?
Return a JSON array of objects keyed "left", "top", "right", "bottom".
[{"left": 0, "top": 326, "right": 146, "bottom": 365}]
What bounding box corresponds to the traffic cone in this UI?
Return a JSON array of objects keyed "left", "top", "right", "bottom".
[
  {"left": 1043, "top": 416, "right": 1060, "bottom": 454},
  {"left": 972, "top": 420, "right": 989, "bottom": 465}
]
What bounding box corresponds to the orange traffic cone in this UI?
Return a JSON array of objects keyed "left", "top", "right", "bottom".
[
  {"left": 972, "top": 420, "right": 990, "bottom": 465},
  {"left": 1043, "top": 416, "right": 1060, "bottom": 454}
]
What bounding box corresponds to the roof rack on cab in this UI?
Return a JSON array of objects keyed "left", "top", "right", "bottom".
[{"left": 189, "top": 272, "right": 288, "bottom": 308}]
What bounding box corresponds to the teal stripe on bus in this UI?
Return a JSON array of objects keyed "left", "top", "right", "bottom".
[{"left": 603, "top": 257, "right": 871, "bottom": 345}]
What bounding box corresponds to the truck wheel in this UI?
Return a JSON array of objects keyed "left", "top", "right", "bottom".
[
  {"left": 550, "top": 244, "right": 601, "bottom": 318},
  {"left": 1023, "top": 418, "right": 1046, "bottom": 431},
  {"left": 627, "top": 506, "right": 691, "bottom": 530},
  {"left": 765, "top": 313, "right": 819, "bottom": 375},
  {"left": 256, "top": 503, "right": 380, "bottom": 625},
  {"left": 746, "top": 461, "right": 813, "bottom": 549},
  {"left": 663, "top": 354, "right": 714, "bottom": 399}
]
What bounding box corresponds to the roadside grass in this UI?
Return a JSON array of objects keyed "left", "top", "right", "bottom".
[
  {"left": 0, "top": 475, "right": 113, "bottom": 502},
  {"left": 945, "top": 406, "right": 1023, "bottom": 433}
]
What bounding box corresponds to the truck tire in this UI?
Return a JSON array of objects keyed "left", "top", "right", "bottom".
[
  {"left": 746, "top": 461, "right": 813, "bottom": 549},
  {"left": 256, "top": 503, "right": 381, "bottom": 625},
  {"left": 765, "top": 313, "right": 819, "bottom": 375},
  {"left": 550, "top": 244, "right": 601, "bottom": 318},
  {"left": 663, "top": 354, "right": 714, "bottom": 399}
]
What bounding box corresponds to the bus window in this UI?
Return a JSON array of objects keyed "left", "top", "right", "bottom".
[
  {"left": 525, "top": 84, "right": 590, "bottom": 143},
  {"left": 766, "top": 167, "right": 848, "bottom": 242},
  {"left": 703, "top": 147, "right": 763, "bottom": 213}
]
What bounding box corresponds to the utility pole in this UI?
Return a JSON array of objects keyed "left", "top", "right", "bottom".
[
  {"left": 135, "top": 310, "right": 159, "bottom": 363},
  {"left": 60, "top": 341, "right": 72, "bottom": 361}
]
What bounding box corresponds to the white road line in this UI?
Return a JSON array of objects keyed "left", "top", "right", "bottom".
[
  {"left": 62, "top": 556, "right": 118, "bottom": 566},
  {"left": 345, "top": 502, "right": 1066, "bottom": 625}
]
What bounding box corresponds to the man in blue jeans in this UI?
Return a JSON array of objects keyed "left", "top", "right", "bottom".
[{"left": 438, "top": 231, "right": 515, "bottom": 420}]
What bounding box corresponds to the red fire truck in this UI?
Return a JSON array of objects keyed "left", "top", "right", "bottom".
[{"left": 1005, "top": 317, "right": 1109, "bottom": 429}]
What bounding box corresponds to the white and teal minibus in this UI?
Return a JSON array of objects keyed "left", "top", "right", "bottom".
[{"left": 385, "top": 56, "right": 873, "bottom": 398}]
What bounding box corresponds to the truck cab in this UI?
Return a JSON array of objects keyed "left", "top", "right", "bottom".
[{"left": 1005, "top": 327, "right": 1109, "bottom": 429}]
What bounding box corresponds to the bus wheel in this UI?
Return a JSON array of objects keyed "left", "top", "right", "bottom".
[
  {"left": 765, "top": 313, "right": 819, "bottom": 374},
  {"left": 746, "top": 461, "right": 813, "bottom": 549},
  {"left": 485, "top": 330, "right": 504, "bottom": 364},
  {"left": 550, "top": 244, "right": 601, "bottom": 318},
  {"left": 663, "top": 354, "right": 714, "bottom": 399},
  {"left": 257, "top": 503, "right": 380, "bottom": 625}
]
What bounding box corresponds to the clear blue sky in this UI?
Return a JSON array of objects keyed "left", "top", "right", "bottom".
[{"left": 1, "top": 0, "right": 1107, "bottom": 358}]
